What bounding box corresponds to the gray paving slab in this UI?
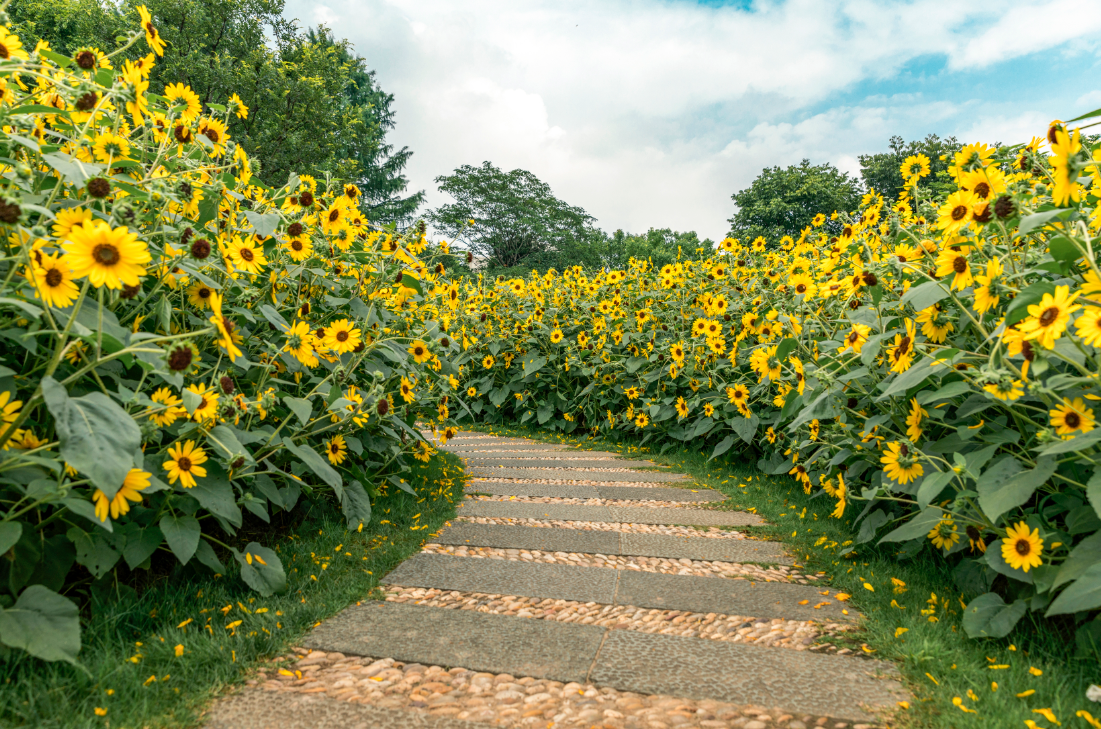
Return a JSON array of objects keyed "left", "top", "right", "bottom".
[
  {"left": 615, "top": 570, "right": 852, "bottom": 621},
  {"left": 469, "top": 467, "right": 688, "bottom": 482},
  {"left": 595, "top": 486, "right": 725, "bottom": 502},
  {"left": 204, "top": 689, "right": 497, "bottom": 729},
  {"left": 590, "top": 630, "right": 904, "bottom": 723},
  {"left": 463, "top": 482, "right": 599, "bottom": 498},
  {"left": 462, "top": 458, "right": 667, "bottom": 468},
  {"left": 433, "top": 523, "right": 623, "bottom": 554},
  {"left": 304, "top": 601, "right": 603, "bottom": 684},
  {"left": 608, "top": 506, "right": 764, "bottom": 526},
  {"left": 442, "top": 443, "right": 569, "bottom": 451},
  {"left": 382, "top": 553, "right": 618, "bottom": 603},
  {"left": 620, "top": 533, "right": 793, "bottom": 564},
  {"left": 459, "top": 501, "right": 614, "bottom": 522}
]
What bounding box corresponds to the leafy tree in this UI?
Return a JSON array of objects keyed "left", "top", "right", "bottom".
[
  {"left": 858, "top": 134, "right": 963, "bottom": 203},
  {"left": 7, "top": 0, "right": 423, "bottom": 224},
  {"left": 726, "top": 160, "right": 862, "bottom": 244},
  {"left": 428, "top": 162, "right": 605, "bottom": 274},
  {"left": 605, "top": 228, "right": 710, "bottom": 270}
]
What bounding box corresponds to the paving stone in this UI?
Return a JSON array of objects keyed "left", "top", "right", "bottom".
[
  {"left": 441, "top": 442, "right": 569, "bottom": 451},
  {"left": 615, "top": 570, "right": 852, "bottom": 621},
  {"left": 468, "top": 467, "right": 688, "bottom": 482},
  {"left": 590, "top": 630, "right": 904, "bottom": 723},
  {"left": 462, "top": 482, "right": 599, "bottom": 498},
  {"left": 459, "top": 501, "right": 615, "bottom": 522},
  {"left": 461, "top": 457, "right": 667, "bottom": 468},
  {"left": 461, "top": 449, "right": 647, "bottom": 460},
  {"left": 303, "top": 602, "right": 604, "bottom": 684},
  {"left": 382, "top": 553, "right": 618, "bottom": 604},
  {"left": 204, "top": 688, "right": 496, "bottom": 729},
  {"left": 608, "top": 505, "right": 764, "bottom": 526},
  {"left": 595, "top": 486, "right": 724, "bottom": 502},
  {"left": 433, "top": 523, "right": 622, "bottom": 554},
  {"left": 620, "top": 532, "right": 793, "bottom": 564}
]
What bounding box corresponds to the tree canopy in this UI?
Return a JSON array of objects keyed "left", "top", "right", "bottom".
[
  {"left": 605, "top": 228, "right": 710, "bottom": 270},
  {"left": 428, "top": 162, "right": 605, "bottom": 275},
  {"left": 858, "top": 134, "right": 963, "bottom": 203},
  {"left": 8, "top": 0, "right": 423, "bottom": 224},
  {"left": 726, "top": 159, "right": 862, "bottom": 244}
]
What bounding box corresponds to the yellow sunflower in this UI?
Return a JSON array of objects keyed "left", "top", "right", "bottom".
[
  {"left": 284, "top": 235, "right": 313, "bottom": 262},
  {"left": 325, "top": 435, "right": 348, "bottom": 465},
  {"left": 1001, "top": 521, "right": 1043, "bottom": 573},
  {"left": 91, "top": 131, "right": 131, "bottom": 163},
  {"left": 408, "top": 340, "right": 431, "bottom": 363},
  {"left": 164, "top": 82, "right": 201, "bottom": 123},
  {"left": 196, "top": 117, "right": 229, "bottom": 156},
  {"left": 163, "top": 440, "right": 208, "bottom": 488},
  {"left": 934, "top": 246, "right": 973, "bottom": 291},
  {"left": 63, "top": 220, "right": 150, "bottom": 290},
  {"left": 906, "top": 398, "right": 927, "bottom": 442},
  {"left": 186, "top": 383, "right": 219, "bottom": 423},
  {"left": 936, "top": 189, "right": 978, "bottom": 236},
  {"left": 28, "top": 252, "right": 79, "bottom": 308},
  {"left": 186, "top": 281, "right": 214, "bottom": 309},
  {"left": 137, "top": 4, "right": 166, "bottom": 56},
  {"left": 927, "top": 514, "right": 959, "bottom": 551},
  {"left": 1049, "top": 397, "right": 1095, "bottom": 438},
  {"left": 880, "top": 441, "right": 923, "bottom": 484},
  {"left": 93, "top": 468, "right": 151, "bottom": 522},
  {"left": 323, "top": 319, "right": 362, "bottom": 354},
  {"left": 227, "top": 236, "right": 267, "bottom": 276},
  {"left": 149, "top": 387, "right": 186, "bottom": 427},
  {"left": 1019, "top": 285, "right": 1080, "bottom": 349}
]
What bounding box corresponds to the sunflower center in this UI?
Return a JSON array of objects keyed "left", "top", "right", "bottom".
[
  {"left": 203, "top": 127, "right": 220, "bottom": 144},
  {"left": 199, "top": 287, "right": 211, "bottom": 299},
  {"left": 330, "top": 442, "right": 340, "bottom": 454},
  {"left": 93, "top": 243, "right": 120, "bottom": 266},
  {"left": 1015, "top": 539, "right": 1031, "bottom": 556},
  {"left": 0, "top": 43, "right": 9, "bottom": 60},
  {"left": 336, "top": 330, "right": 349, "bottom": 342},
  {"left": 974, "top": 182, "right": 991, "bottom": 199},
  {"left": 414, "top": 346, "right": 424, "bottom": 356},
  {"left": 328, "top": 209, "right": 340, "bottom": 223},
  {"left": 1065, "top": 411, "right": 1081, "bottom": 429},
  {"left": 951, "top": 204, "right": 968, "bottom": 221},
  {"left": 291, "top": 240, "right": 303, "bottom": 251},
  {"left": 1039, "top": 306, "right": 1060, "bottom": 326},
  {"left": 952, "top": 256, "right": 967, "bottom": 274},
  {"left": 239, "top": 247, "right": 254, "bottom": 262},
  {"left": 45, "top": 268, "right": 63, "bottom": 287},
  {"left": 795, "top": 283, "right": 807, "bottom": 293},
  {"left": 75, "top": 50, "right": 96, "bottom": 69},
  {"left": 177, "top": 456, "right": 192, "bottom": 472}
]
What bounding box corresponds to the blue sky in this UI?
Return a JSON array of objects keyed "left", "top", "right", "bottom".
[{"left": 283, "top": 0, "right": 1101, "bottom": 241}]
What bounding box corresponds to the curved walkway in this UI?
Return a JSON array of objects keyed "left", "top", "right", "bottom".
[{"left": 205, "top": 433, "right": 905, "bottom": 729}]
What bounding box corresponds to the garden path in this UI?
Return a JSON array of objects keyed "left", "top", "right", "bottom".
[{"left": 204, "top": 432, "right": 906, "bottom": 729}]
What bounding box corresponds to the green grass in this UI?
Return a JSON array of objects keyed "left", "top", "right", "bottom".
[
  {"left": 0, "top": 452, "right": 466, "bottom": 728},
  {"left": 470, "top": 422, "right": 1101, "bottom": 729}
]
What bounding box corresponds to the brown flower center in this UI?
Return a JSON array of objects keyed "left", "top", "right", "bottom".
[
  {"left": 177, "top": 456, "right": 192, "bottom": 472},
  {"left": 203, "top": 126, "right": 220, "bottom": 144},
  {"left": 239, "top": 247, "right": 254, "bottom": 262},
  {"left": 336, "top": 330, "right": 349, "bottom": 342},
  {"left": 1039, "top": 306, "right": 1060, "bottom": 327},
  {"left": 951, "top": 204, "right": 968, "bottom": 221},
  {"left": 0, "top": 43, "right": 9, "bottom": 60},
  {"left": 328, "top": 209, "right": 340, "bottom": 223},
  {"left": 974, "top": 182, "right": 991, "bottom": 199},
  {"left": 1065, "top": 411, "right": 1081, "bottom": 429},
  {"left": 291, "top": 240, "right": 303, "bottom": 251},
  {"left": 330, "top": 442, "right": 341, "bottom": 454},
  {"left": 1015, "top": 539, "right": 1031, "bottom": 556},
  {"left": 952, "top": 256, "right": 967, "bottom": 274},
  {"left": 45, "top": 268, "right": 63, "bottom": 287},
  {"left": 93, "top": 243, "right": 120, "bottom": 266}
]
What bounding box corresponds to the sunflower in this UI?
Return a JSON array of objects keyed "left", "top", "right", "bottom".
[
  {"left": 0, "top": 391, "right": 22, "bottom": 427},
  {"left": 27, "top": 252, "right": 79, "bottom": 308},
  {"left": 839, "top": 323, "right": 871, "bottom": 355},
  {"left": 137, "top": 4, "right": 166, "bottom": 56},
  {"left": 283, "top": 320, "right": 318, "bottom": 367},
  {"left": 880, "top": 441, "right": 924, "bottom": 484},
  {"left": 577, "top": 331, "right": 590, "bottom": 348},
  {"left": 227, "top": 236, "right": 267, "bottom": 275},
  {"left": 670, "top": 341, "right": 685, "bottom": 363},
  {"left": 831, "top": 474, "right": 847, "bottom": 518},
  {"left": 467, "top": 386, "right": 478, "bottom": 397},
  {"left": 186, "top": 281, "right": 214, "bottom": 309},
  {"left": 635, "top": 412, "right": 649, "bottom": 428},
  {"left": 208, "top": 292, "right": 243, "bottom": 361},
  {"left": 934, "top": 245, "right": 973, "bottom": 291},
  {"left": 886, "top": 319, "right": 917, "bottom": 374},
  {"left": 228, "top": 92, "right": 249, "bottom": 119},
  {"left": 901, "top": 153, "right": 931, "bottom": 181},
  {"left": 283, "top": 235, "right": 313, "bottom": 262},
  {"left": 164, "top": 82, "right": 201, "bottom": 122},
  {"left": 675, "top": 396, "right": 689, "bottom": 419},
  {"left": 973, "top": 257, "right": 1004, "bottom": 314},
  {"left": 323, "top": 319, "right": 362, "bottom": 354},
  {"left": 1074, "top": 307, "right": 1101, "bottom": 347},
  {"left": 149, "top": 387, "right": 186, "bottom": 427},
  {"left": 0, "top": 27, "right": 30, "bottom": 61},
  {"left": 983, "top": 379, "right": 1024, "bottom": 402},
  {"left": 408, "top": 340, "right": 430, "bottom": 363},
  {"left": 789, "top": 272, "right": 816, "bottom": 298},
  {"left": 482, "top": 355, "right": 495, "bottom": 369},
  {"left": 93, "top": 468, "right": 151, "bottom": 522},
  {"left": 186, "top": 383, "right": 219, "bottom": 423},
  {"left": 906, "top": 398, "right": 927, "bottom": 441},
  {"left": 196, "top": 117, "right": 229, "bottom": 156},
  {"left": 63, "top": 220, "right": 150, "bottom": 290},
  {"left": 927, "top": 514, "right": 960, "bottom": 551},
  {"left": 936, "top": 189, "right": 978, "bottom": 236},
  {"left": 726, "top": 384, "right": 749, "bottom": 404},
  {"left": 1049, "top": 397, "right": 1095, "bottom": 438},
  {"left": 51, "top": 207, "right": 92, "bottom": 239},
  {"left": 1050, "top": 127, "right": 1084, "bottom": 206},
  {"left": 1001, "top": 521, "right": 1043, "bottom": 573},
  {"left": 915, "top": 302, "right": 954, "bottom": 343},
  {"left": 399, "top": 376, "right": 415, "bottom": 403},
  {"left": 325, "top": 435, "right": 348, "bottom": 465},
  {"left": 163, "top": 440, "right": 208, "bottom": 488},
  {"left": 1019, "top": 285, "right": 1080, "bottom": 349}
]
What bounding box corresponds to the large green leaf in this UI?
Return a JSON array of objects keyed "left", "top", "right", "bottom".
[
  {"left": 709, "top": 436, "right": 735, "bottom": 462},
  {"left": 978, "top": 456, "right": 1055, "bottom": 522},
  {"left": 232, "top": 543, "right": 287, "bottom": 596},
  {"left": 341, "top": 480, "right": 372, "bottom": 529},
  {"left": 876, "top": 358, "right": 937, "bottom": 400},
  {"left": 121, "top": 524, "right": 163, "bottom": 570},
  {"left": 878, "top": 506, "right": 942, "bottom": 543},
  {"left": 916, "top": 470, "right": 955, "bottom": 509},
  {"left": 0, "top": 522, "right": 22, "bottom": 555},
  {"left": 42, "top": 377, "right": 140, "bottom": 498},
  {"left": 1046, "top": 562, "right": 1101, "bottom": 616},
  {"left": 283, "top": 396, "right": 312, "bottom": 425},
  {"left": 282, "top": 437, "right": 342, "bottom": 499},
  {"left": 66, "top": 527, "right": 120, "bottom": 579},
  {"left": 160, "top": 514, "right": 201, "bottom": 565},
  {"left": 731, "top": 415, "right": 759, "bottom": 444},
  {"left": 962, "top": 592, "right": 1027, "bottom": 638},
  {"left": 521, "top": 355, "right": 547, "bottom": 377},
  {"left": 1053, "top": 531, "right": 1101, "bottom": 589},
  {"left": 901, "top": 280, "right": 951, "bottom": 312},
  {"left": 188, "top": 462, "right": 243, "bottom": 530},
  {"left": 0, "top": 585, "right": 81, "bottom": 664}
]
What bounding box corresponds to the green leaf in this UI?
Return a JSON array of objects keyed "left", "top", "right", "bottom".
[
  {"left": 341, "top": 480, "right": 372, "bottom": 529},
  {"left": 66, "top": 527, "right": 119, "bottom": 579},
  {"left": 1048, "top": 235, "right": 1083, "bottom": 262},
  {"left": 1053, "top": 531, "right": 1101, "bottom": 590},
  {"left": 121, "top": 524, "right": 163, "bottom": 570},
  {"left": 41, "top": 153, "right": 103, "bottom": 186},
  {"left": 1089, "top": 468, "right": 1101, "bottom": 519},
  {"left": 283, "top": 396, "right": 312, "bottom": 424},
  {"left": 879, "top": 506, "right": 942, "bottom": 543},
  {"left": 42, "top": 377, "right": 140, "bottom": 499},
  {"left": 916, "top": 470, "right": 955, "bottom": 509},
  {"left": 1037, "top": 429, "right": 1101, "bottom": 455},
  {"left": 0, "top": 297, "right": 42, "bottom": 319},
  {"left": 282, "top": 437, "right": 342, "bottom": 498},
  {"left": 978, "top": 456, "right": 1056, "bottom": 522},
  {"left": 731, "top": 415, "right": 759, "bottom": 444},
  {"left": 206, "top": 425, "right": 253, "bottom": 465},
  {"left": 962, "top": 592, "right": 1028, "bottom": 638},
  {"left": 1046, "top": 562, "right": 1101, "bottom": 616},
  {"left": 0, "top": 585, "right": 81, "bottom": 664},
  {"left": 60, "top": 497, "right": 111, "bottom": 532},
  {"left": 537, "top": 402, "right": 554, "bottom": 424},
  {"left": 522, "top": 355, "right": 547, "bottom": 377},
  {"left": 1018, "top": 208, "right": 1073, "bottom": 236},
  {"left": 400, "top": 274, "right": 423, "bottom": 295},
  {"left": 917, "top": 380, "right": 970, "bottom": 405},
  {"left": 901, "top": 280, "right": 950, "bottom": 312},
  {"left": 876, "top": 357, "right": 938, "bottom": 400},
  {"left": 709, "top": 436, "right": 735, "bottom": 462},
  {"left": 242, "top": 211, "right": 280, "bottom": 237},
  {"left": 160, "top": 514, "right": 201, "bottom": 565},
  {"left": 0, "top": 522, "right": 22, "bottom": 555},
  {"left": 193, "top": 540, "right": 225, "bottom": 574},
  {"left": 259, "top": 304, "right": 290, "bottom": 333},
  {"left": 188, "top": 462, "right": 242, "bottom": 530},
  {"left": 1005, "top": 281, "right": 1056, "bottom": 328},
  {"left": 232, "top": 543, "right": 287, "bottom": 597},
  {"left": 774, "top": 337, "right": 798, "bottom": 361}
]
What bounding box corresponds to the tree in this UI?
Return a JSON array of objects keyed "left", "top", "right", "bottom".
[
  {"left": 858, "top": 134, "right": 963, "bottom": 204},
  {"left": 604, "top": 229, "right": 710, "bottom": 270},
  {"left": 428, "top": 162, "right": 605, "bottom": 274},
  {"left": 726, "top": 160, "right": 862, "bottom": 244}
]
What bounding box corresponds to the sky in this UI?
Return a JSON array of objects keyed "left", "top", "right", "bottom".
[{"left": 282, "top": 0, "right": 1101, "bottom": 242}]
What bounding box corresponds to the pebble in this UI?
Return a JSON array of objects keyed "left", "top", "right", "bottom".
[
  {"left": 468, "top": 494, "right": 709, "bottom": 508},
  {"left": 470, "top": 465, "right": 649, "bottom": 473},
  {"left": 453, "top": 516, "right": 750, "bottom": 539},
  {"left": 420, "top": 544, "right": 801, "bottom": 582},
  {"left": 382, "top": 588, "right": 851, "bottom": 650},
  {"left": 257, "top": 653, "right": 863, "bottom": 728}
]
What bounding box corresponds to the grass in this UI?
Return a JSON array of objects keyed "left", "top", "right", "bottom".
[
  {"left": 469, "top": 422, "right": 1101, "bottom": 729},
  {"left": 0, "top": 452, "right": 465, "bottom": 729}
]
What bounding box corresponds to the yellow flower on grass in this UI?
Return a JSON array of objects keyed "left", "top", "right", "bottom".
[
  {"left": 325, "top": 435, "right": 347, "bottom": 465},
  {"left": 881, "top": 441, "right": 923, "bottom": 484},
  {"left": 323, "top": 319, "right": 362, "bottom": 354},
  {"left": 1002, "top": 521, "right": 1043, "bottom": 573},
  {"left": 137, "top": 5, "right": 166, "bottom": 56},
  {"left": 63, "top": 220, "right": 150, "bottom": 290},
  {"left": 27, "top": 252, "right": 79, "bottom": 308},
  {"left": 1049, "top": 397, "right": 1095, "bottom": 438},
  {"left": 163, "top": 440, "right": 208, "bottom": 488},
  {"left": 1019, "top": 285, "right": 1080, "bottom": 349},
  {"left": 164, "top": 83, "right": 201, "bottom": 122},
  {"left": 408, "top": 340, "right": 431, "bottom": 364},
  {"left": 149, "top": 387, "right": 186, "bottom": 427},
  {"left": 93, "top": 468, "right": 151, "bottom": 521}
]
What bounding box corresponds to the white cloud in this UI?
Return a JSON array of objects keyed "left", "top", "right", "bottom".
[{"left": 282, "top": 0, "right": 1101, "bottom": 240}]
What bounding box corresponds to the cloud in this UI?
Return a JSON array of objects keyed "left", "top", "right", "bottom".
[{"left": 284, "top": 0, "right": 1101, "bottom": 240}]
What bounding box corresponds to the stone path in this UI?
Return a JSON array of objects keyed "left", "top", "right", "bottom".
[{"left": 205, "top": 432, "right": 905, "bottom": 729}]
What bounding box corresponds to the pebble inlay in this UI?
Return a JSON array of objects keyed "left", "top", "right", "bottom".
[{"left": 451, "top": 516, "right": 750, "bottom": 539}]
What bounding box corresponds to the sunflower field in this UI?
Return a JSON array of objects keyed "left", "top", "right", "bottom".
[
  {"left": 0, "top": 11, "right": 461, "bottom": 664},
  {"left": 452, "top": 124, "right": 1101, "bottom": 647}
]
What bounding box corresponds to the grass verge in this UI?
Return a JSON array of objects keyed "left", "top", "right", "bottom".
[
  {"left": 467, "top": 422, "right": 1101, "bottom": 729},
  {"left": 0, "top": 452, "right": 464, "bottom": 729}
]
